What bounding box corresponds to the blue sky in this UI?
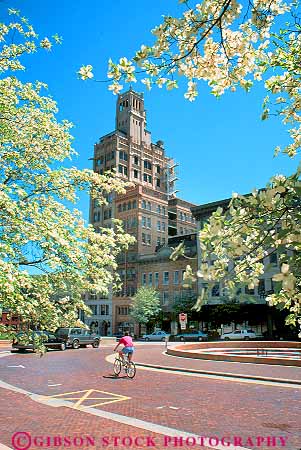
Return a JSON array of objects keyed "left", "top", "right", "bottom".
[{"left": 3, "top": 0, "right": 298, "bottom": 217}]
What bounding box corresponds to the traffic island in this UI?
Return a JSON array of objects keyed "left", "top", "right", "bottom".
[{"left": 166, "top": 341, "right": 301, "bottom": 367}]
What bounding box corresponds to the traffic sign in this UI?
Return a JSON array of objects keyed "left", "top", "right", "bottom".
[
  {"left": 179, "top": 313, "right": 187, "bottom": 322},
  {"left": 179, "top": 313, "right": 187, "bottom": 330}
]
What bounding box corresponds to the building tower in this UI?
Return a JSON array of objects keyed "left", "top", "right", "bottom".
[{"left": 87, "top": 89, "right": 196, "bottom": 336}]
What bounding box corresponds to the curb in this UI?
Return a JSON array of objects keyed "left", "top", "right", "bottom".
[{"left": 134, "top": 361, "right": 301, "bottom": 386}]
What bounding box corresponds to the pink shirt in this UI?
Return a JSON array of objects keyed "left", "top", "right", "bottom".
[{"left": 119, "top": 336, "right": 133, "bottom": 347}]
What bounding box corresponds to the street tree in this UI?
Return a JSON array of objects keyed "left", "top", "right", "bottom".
[
  {"left": 130, "top": 287, "right": 161, "bottom": 332},
  {"left": 79, "top": 0, "right": 300, "bottom": 336},
  {"left": 0, "top": 9, "right": 135, "bottom": 340}
]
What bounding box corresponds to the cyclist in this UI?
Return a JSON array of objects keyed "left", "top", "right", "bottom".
[{"left": 114, "top": 331, "right": 134, "bottom": 364}]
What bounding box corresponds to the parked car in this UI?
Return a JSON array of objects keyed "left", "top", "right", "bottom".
[
  {"left": 142, "top": 330, "right": 170, "bottom": 341},
  {"left": 12, "top": 331, "right": 66, "bottom": 352},
  {"left": 175, "top": 330, "right": 208, "bottom": 342},
  {"left": 55, "top": 327, "right": 101, "bottom": 349},
  {"left": 220, "top": 329, "right": 256, "bottom": 341}
]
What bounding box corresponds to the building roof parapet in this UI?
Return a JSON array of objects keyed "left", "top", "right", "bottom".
[
  {"left": 96, "top": 130, "right": 127, "bottom": 145},
  {"left": 137, "top": 246, "right": 173, "bottom": 263},
  {"left": 191, "top": 198, "right": 231, "bottom": 220},
  {"left": 168, "top": 197, "right": 197, "bottom": 209},
  {"left": 142, "top": 186, "right": 168, "bottom": 201}
]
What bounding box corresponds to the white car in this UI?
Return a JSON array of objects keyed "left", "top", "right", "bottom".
[
  {"left": 220, "top": 329, "right": 256, "bottom": 341},
  {"left": 142, "top": 331, "right": 170, "bottom": 341}
]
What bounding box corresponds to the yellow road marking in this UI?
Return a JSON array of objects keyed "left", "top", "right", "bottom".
[{"left": 48, "top": 389, "right": 131, "bottom": 409}]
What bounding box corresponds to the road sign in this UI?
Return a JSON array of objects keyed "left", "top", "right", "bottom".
[{"left": 179, "top": 313, "right": 187, "bottom": 330}]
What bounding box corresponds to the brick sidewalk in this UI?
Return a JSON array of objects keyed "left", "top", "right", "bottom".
[{"left": 134, "top": 345, "right": 301, "bottom": 381}]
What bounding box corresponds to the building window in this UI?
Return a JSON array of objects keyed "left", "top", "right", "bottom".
[
  {"left": 245, "top": 285, "right": 255, "bottom": 295},
  {"left": 143, "top": 173, "right": 152, "bottom": 183},
  {"left": 134, "top": 169, "right": 138, "bottom": 178},
  {"left": 118, "top": 306, "right": 129, "bottom": 315},
  {"left": 162, "top": 222, "right": 166, "bottom": 232},
  {"left": 134, "top": 155, "right": 139, "bottom": 165},
  {"left": 155, "top": 272, "right": 159, "bottom": 287},
  {"left": 132, "top": 200, "right": 137, "bottom": 209},
  {"left": 146, "top": 234, "right": 151, "bottom": 245},
  {"left": 269, "top": 253, "right": 278, "bottom": 265},
  {"left": 163, "top": 271, "right": 169, "bottom": 285},
  {"left": 162, "top": 292, "right": 169, "bottom": 305},
  {"left": 212, "top": 284, "right": 220, "bottom": 297},
  {"left": 103, "top": 209, "right": 112, "bottom": 220},
  {"left": 142, "top": 273, "right": 146, "bottom": 285},
  {"left": 142, "top": 233, "right": 146, "bottom": 243},
  {"left": 156, "top": 165, "right": 161, "bottom": 174},
  {"left": 162, "top": 237, "right": 166, "bottom": 245},
  {"left": 90, "top": 305, "right": 97, "bottom": 315},
  {"left": 147, "top": 217, "right": 151, "bottom": 228},
  {"left": 148, "top": 273, "right": 153, "bottom": 286},
  {"left": 157, "top": 236, "right": 161, "bottom": 246},
  {"left": 100, "top": 305, "right": 109, "bottom": 315},
  {"left": 174, "top": 271, "right": 179, "bottom": 285},
  {"left": 144, "top": 160, "right": 152, "bottom": 170},
  {"left": 180, "top": 227, "right": 183, "bottom": 235},
  {"left": 142, "top": 200, "right": 146, "bottom": 209},
  {"left": 156, "top": 179, "right": 160, "bottom": 187},
  {"left": 157, "top": 221, "right": 161, "bottom": 231},
  {"left": 118, "top": 164, "right": 128, "bottom": 176},
  {"left": 119, "top": 150, "right": 128, "bottom": 161},
  {"left": 147, "top": 201, "right": 151, "bottom": 211},
  {"left": 89, "top": 291, "right": 97, "bottom": 300},
  {"left": 157, "top": 204, "right": 161, "bottom": 214},
  {"left": 258, "top": 279, "right": 265, "bottom": 297},
  {"left": 142, "top": 216, "right": 146, "bottom": 228},
  {"left": 162, "top": 206, "right": 166, "bottom": 216}
]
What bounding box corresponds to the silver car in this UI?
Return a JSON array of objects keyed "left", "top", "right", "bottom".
[
  {"left": 221, "top": 329, "right": 256, "bottom": 341},
  {"left": 142, "top": 331, "right": 170, "bottom": 341}
]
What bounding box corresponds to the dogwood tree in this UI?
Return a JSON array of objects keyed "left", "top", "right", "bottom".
[
  {"left": 79, "top": 0, "right": 301, "bottom": 335},
  {"left": 0, "top": 10, "right": 134, "bottom": 339}
]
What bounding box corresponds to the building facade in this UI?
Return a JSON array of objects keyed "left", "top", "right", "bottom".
[
  {"left": 191, "top": 200, "right": 290, "bottom": 337},
  {"left": 88, "top": 89, "right": 196, "bottom": 335}
]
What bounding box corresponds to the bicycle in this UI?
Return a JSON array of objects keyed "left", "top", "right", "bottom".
[{"left": 113, "top": 352, "right": 136, "bottom": 379}]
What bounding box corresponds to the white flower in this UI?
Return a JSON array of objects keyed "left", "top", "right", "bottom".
[{"left": 78, "top": 65, "right": 94, "bottom": 80}]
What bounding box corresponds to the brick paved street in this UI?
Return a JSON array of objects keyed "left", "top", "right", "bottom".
[{"left": 0, "top": 343, "right": 300, "bottom": 450}]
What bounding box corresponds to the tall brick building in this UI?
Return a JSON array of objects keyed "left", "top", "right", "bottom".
[{"left": 86, "top": 89, "right": 197, "bottom": 336}]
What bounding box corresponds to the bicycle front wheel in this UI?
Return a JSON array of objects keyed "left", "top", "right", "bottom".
[
  {"left": 126, "top": 362, "right": 136, "bottom": 379},
  {"left": 113, "top": 359, "right": 122, "bottom": 376}
]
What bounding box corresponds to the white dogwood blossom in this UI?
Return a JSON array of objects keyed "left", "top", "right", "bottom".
[{"left": 0, "top": 11, "right": 134, "bottom": 346}]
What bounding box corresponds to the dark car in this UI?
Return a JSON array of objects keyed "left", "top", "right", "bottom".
[
  {"left": 12, "top": 331, "right": 67, "bottom": 352},
  {"left": 175, "top": 330, "right": 208, "bottom": 342},
  {"left": 55, "top": 327, "right": 101, "bottom": 349}
]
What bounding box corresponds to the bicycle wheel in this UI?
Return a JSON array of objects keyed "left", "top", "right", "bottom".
[
  {"left": 113, "top": 358, "right": 122, "bottom": 376},
  {"left": 126, "top": 361, "right": 136, "bottom": 379}
]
